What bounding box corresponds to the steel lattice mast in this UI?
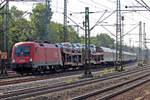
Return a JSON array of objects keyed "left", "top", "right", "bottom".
[
  {"left": 116, "top": 0, "right": 122, "bottom": 69},
  {"left": 44, "top": 0, "right": 52, "bottom": 42},
  {"left": 139, "top": 21, "right": 142, "bottom": 64},
  {"left": 63, "top": 0, "right": 67, "bottom": 42}
]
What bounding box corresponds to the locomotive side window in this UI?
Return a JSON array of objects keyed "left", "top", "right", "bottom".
[
  {"left": 15, "top": 46, "right": 30, "bottom": 57},
  {"left": 35, "top": 48, "right": 37, "bottom": 54}
]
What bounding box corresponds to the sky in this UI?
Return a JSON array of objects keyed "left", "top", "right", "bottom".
[{"left": 8, "top": 0, "right": 150, "bottom": 48}]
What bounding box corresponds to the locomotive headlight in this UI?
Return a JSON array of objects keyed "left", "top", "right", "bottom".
[
  {"left": 12, "top": 58, "right": 15, "bottom": 63},
  {"left": 29, "top": 57, "right": 32, "bottom": 62}
]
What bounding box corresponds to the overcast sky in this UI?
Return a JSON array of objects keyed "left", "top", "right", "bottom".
[{"left": 9, "top": 0, "right": 150, "bottom": 48}]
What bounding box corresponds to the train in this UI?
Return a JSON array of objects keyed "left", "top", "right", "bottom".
[{"left": 11, "top": 41, "right": 137, "bottom": 75}]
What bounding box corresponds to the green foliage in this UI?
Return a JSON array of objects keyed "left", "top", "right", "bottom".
[
  {"left": 0, "top": 4, "right": 118, "bottom": 57},
  {"left": 30, "top": 4, "right": 46, "bottom": 41},
  {"left": 66, "top": 25, "right": 80, "bottom": 43},
  {"left": 10, "top": 6, "right": 24, "bottom": 21},
  {"left": 30, "top": 4, "right": 79, "bottom": 43},
  {"left": 94, "top": 34, "right": 115, "bottom": 48},
  {"left": 0, "top": 12, "right": 2, "bottom": 51},
  {"left": 0, "top": 4, "right": 80, "bottom": 56},
  {"left": 0, "top": 6, "right": 31, "bottom": 54},
  {"left": 9, "top": 6, "right": 31, "bottom": 51},
  {"left": 81, "top": 33, "right": 115, "bottom": 48}
]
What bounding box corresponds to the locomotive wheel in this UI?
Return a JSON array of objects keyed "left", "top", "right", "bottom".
[
  {"left": 54, "top": 66, "right": 60, "bottom": 72},
  {"left": 20, "top": 72, "right": 24, "bottom": 76},
  {"left": 20, "top": 67, "right": 24, "bottom": 76},
  {"left": 32, "top": 68, "right": 39, "bottom": 75},
  {"left": 37, "top": 68, "right": 42, "bottom": 74}
]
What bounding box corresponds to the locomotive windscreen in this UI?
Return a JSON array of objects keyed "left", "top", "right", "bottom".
[{"left": 15, "top": 46, "right": 31, "bottom": 57}]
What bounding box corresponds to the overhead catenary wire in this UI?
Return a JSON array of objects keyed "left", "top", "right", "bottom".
[
  {"left": 101, "top": 25, "right": 116, "bottom": 37},
  {"left": 55, "top": 11, "right": 103, "bottom": 26},
  {"left": 90, "top": 0, "right": 113, "bottom": 10},
  {"left": 69, "top": 10, "right": 113, "bottom": 14},
  {"left": 77, "top": 0, "right": 103, "bottom": 10},
  {"left": 141, "top": 0, "right": 150, "bottom": 11},
  {"left": 131, "top": 1, "right": 150, "bottom": 21},
  {"left": 122, "top": 24, "right": 139, "bottom": 37},
  {"left": 90, "top": 11, "right": 116, "bottom": 31},
  {"left": 90, "top": 10, "right": 108, "bottom": 31},
  {"left": 106, "top": 0, "right": 116, "bottom": 4},
  {"left": 52, "top": 0, "right": 142, "bottom": 40},
  {"left": 135, "top": 0, "right": 150, "bottom": 12},
  {"left": 67, "top": 15, "right": 84, "bottom": 30},
  {"left": 3, "top": 0, "right": 150, "bottom": 48},
  {"left": 0, "top": 0, "right": 5, "bottom": 6},
  {"left": 0, "top": 0, "right": 6, "bottom": 11},
  {"left": 137, "top": 11, "right": 150, "bottom": 21}
]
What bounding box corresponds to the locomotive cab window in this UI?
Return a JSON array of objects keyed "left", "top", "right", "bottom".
[
  {"left": 35, "top": 48, "right": 37, "bottom": 54},
  {"left": 15, "top": 46, "right": 30, "bottom": 57}
]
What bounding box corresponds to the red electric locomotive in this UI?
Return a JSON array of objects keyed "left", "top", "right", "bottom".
[
  {"left": 12, "top": 41, "right": 104, "bottom": 75},
  {"left": 12, "top": 41, "right": 63, "bottom": 75}
]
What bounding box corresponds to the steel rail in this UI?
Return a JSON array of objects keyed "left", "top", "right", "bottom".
[
  {"left": 0, "top": 66, "right": 149, "bottom": 100},
  {"left": 98, "top": 77, "right": 150, "bottom": 100},
  {"left": 71, "top": 70, "right": 150, "bottom": 100},
  {"left": 0, "top": 62, "right": 136, "bottom": 85}
]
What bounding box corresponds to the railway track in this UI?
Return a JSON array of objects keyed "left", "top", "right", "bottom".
[
  {"left": 71, "top": 69, "right": 150, "bottom": 100},
  {"left": 0, "top": 62, "right": 136, "bottom": 86},
  {"left": 0, "top": 70, "right": 83, "bottom": 86},
  {"left": 0, "top": 71, "right": 20, "bottom": 79},
  {"left": 0, "top": 66, "right": 149, "bottom": 100}
]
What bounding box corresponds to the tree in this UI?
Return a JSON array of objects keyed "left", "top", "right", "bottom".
[
  {"left": 0, "top": 4, "right": 80, "bottom": 56},
  {"left": 96, "top": 34, "right": 115, "bottom": 48},
  {"left": 0, "top": 11, "right": 3, "bottom": 51},
  {"left": 30, "top": 4, "right": 46, "bottom": 41},
  {"left": 66, "top": 25, "right": 80, "bottom": 43},
  {"left": 88, "top": 33, "right": 115, "bottom": 48},
  {"left": 30, "top": 4, "right": 79, "bottom": 43},
  {"left": 9, "top": 6, "right": 31, "bottom": 51}
]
